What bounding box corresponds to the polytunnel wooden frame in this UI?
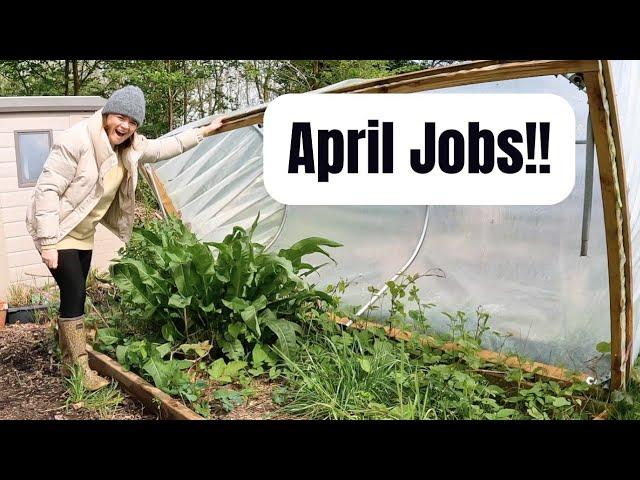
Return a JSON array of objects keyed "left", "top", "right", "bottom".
[{"left": 145, "top": 59, "right": 632, "bottom": 390}]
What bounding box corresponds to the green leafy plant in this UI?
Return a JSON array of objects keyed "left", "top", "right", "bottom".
[
  {"left": 213, "top": 388, "right": 247, "bottom": 413},
  {"left": 110, "top": 214, "right": 341, "bottom": 365}
]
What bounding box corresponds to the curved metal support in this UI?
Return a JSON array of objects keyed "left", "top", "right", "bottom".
[
  {"left": 252, "top": 123, "right": 289, "bottom": 251},
  {"left": 346, "top": 205, "right": 431, "bottom": 326},
  {"left": 264, "top": 205, "right": 288, "bottom": 251}
]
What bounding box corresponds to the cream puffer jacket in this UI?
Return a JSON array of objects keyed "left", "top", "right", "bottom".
[{"left": 26, "top": 108, "right": 203, "bottom": 251}]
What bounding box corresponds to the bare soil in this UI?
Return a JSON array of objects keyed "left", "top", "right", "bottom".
[
  {"left": 214, "top": 378, "right": 291, "bottom": 420},
  {"left": 0, "top": 323, "right": 155, "bottom": 420}
]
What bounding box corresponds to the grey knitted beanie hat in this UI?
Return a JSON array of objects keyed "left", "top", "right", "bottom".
[{"left": 102, "top": 85, "right": 146, "bottom": 126}]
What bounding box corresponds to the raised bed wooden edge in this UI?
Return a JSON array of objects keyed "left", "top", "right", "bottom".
[{"left": 86, "top": 345, "right": 203, "bottom": 420}]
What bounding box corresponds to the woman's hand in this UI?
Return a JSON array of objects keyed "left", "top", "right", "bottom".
[
  {"left": 41, "top": 249, "right": 58, "bottom": 269},
  {"left": 201, "top": 116, "right": 226, "bottom": 137}
]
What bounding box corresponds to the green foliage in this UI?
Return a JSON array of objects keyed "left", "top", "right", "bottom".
[
  {"left": 276, "top": 322, "right": 492, "bottom": 419},
  {"left": 609, "top": 364, "right": 640, "bottom": 419},
  {"left": 213, "top": 388, "right": 247, "bottom": 413},
  {"left": 207, "top": 358, "right": 248, "bottom": 384},
  {"left": 0, "top": 60, "right": 106, "bottom": 96},
  {"left": 110, "top": 214, "right": 340, "bottom": 364},
  {"left": 276, "top": 316, "right": 591, "bottom": 420},
  {"left": 269, "top": 60, "right": 460, "bottom": 95},
  {"left": 134, "top": 178, "right": 161, "bottom": 227},
  {"left": 102, "top": 60, "right": 225, "bottom": 137},
  {"left": 94, "top": 329, "right": 205, "bottom": 403}
]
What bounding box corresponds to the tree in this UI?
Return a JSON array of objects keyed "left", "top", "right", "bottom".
[
  {"left": 0, "top": 60, "right": 108, "bottom": 96},
  {"left": 0, "top": 60, "right": 66, "bottom": 95}
]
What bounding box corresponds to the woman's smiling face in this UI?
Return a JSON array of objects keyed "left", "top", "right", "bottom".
[{"left": 104, "top": 113, "right": 138, "bottom": 147}]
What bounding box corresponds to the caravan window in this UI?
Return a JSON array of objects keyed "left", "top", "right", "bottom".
[{"left": 14, "top": 130, "right": 52, "bottom": 187}]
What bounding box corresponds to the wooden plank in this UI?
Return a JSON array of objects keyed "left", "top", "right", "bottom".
[
  {"left": 149, "top": 168, "right": 180, "bottom": 218},
  {"left": 216, "top": 113, "right": 264, "bottom": 134},
  {"left": 584, "top": 69, "right": 626, "bottom": 390},
  {"left": 218, "top": 105, "right": 267, "bottom": 122},
  {"left": 86, "top": 345, "right": 203, "bottom": 420},
  {"left": 352, "top": 60, "right": 599, "bottom": 94},
  {"left": 601, "top": 61, "right": 635, "bottom": 377},
  {"left": 326, "top": 60, "right": 513, "bottom": 93},
  {"left": 330, "top": 314, "right": 591, "bottom": 385}
]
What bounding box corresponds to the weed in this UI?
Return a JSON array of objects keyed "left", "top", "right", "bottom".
[{"left": 64, "top": 365, "right": 124, "bottom": 418}]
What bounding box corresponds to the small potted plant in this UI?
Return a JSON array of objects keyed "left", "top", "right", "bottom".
[{"left": 6, "top": 283, "right": 57, "bottom": 324}]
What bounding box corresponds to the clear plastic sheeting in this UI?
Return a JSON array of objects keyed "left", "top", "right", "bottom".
[
  {"left": 412, "top": 76, "right": 610, "bottom": 376},
  {"left": 268, "top": 206, "right": 428, "bottom": 307},
  {"left": 153, "top": 124, "right": 286, "bottom": 247},
  {"left": 610, "top": 61, "right": 640, "bottom": 363}
]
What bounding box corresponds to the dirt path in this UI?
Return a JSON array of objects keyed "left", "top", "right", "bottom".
[{"left": 0, "top": 323, "right": 155, "bottom": 420}]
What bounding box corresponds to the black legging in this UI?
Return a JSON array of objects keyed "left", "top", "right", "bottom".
[{"left": 47, "top": 249, "right": 93, "bottom": 318}]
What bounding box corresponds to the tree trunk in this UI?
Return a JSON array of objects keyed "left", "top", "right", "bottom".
[
  {"left": 245, "top": 66, "right": 250, "bottom": 106},
  {"left": 64, "top": 60, "right": 69, "bottom": 96},
  {"left": 212, "top": 63, "right": 222, "bottom": 113},
  {"left": 312, "top": 60, "right": 320, "bottom": 90},
  {"left": 183, "top": 62, "right": 188, "bottom": 125},
  {"left": 165, "top": 60, "right": 173, "bottom": 130},
  {"left": 72, "top": 60, "right": 80, "bottom": 95},
  {"left": 262, "top": 64, "right": 271, "bottom": 103},
  {"left": 208, "top": 81, "right": 213, "bottom": 115}
]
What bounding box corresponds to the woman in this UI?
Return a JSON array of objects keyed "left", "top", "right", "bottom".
[{"left": 26, "top": 85, "right": 225, "bottom": 390}]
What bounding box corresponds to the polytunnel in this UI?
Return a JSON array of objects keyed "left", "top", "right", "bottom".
[{"left": 141, "top": 60, "right": 640, "bottom": 390}]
